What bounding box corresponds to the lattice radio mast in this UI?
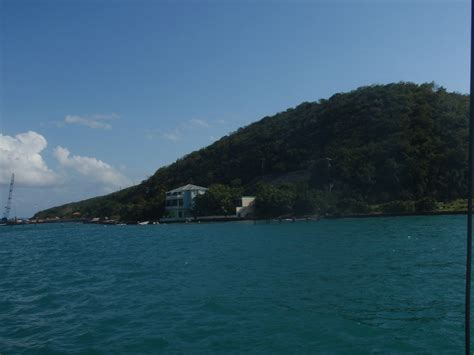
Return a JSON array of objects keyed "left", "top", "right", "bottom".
[{"left": 2, "top": 173, "right": 14, "bottom": 221}]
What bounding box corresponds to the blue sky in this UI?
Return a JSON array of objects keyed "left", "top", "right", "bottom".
[{"left": 0, "top": 0, "right": 470, "bottom": 217}]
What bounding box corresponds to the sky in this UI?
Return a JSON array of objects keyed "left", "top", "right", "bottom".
[{"left": 0, "top": 0, "right": 470, "bottom": 217}]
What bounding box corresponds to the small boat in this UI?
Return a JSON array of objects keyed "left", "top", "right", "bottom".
[{"left": 138, "top": 221, "right": 149, "bottom": 225}]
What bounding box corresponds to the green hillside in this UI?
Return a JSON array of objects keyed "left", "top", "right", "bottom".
[{"left": 34, "top": 82, "right": 469, "bottom": 220}]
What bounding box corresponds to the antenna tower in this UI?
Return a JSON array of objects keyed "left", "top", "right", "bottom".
[{"left": 2, "top": 173, "right": 14, "bottom": 221}]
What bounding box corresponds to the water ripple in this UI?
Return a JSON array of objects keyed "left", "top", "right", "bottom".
[{"left": 0, "top": 216, "right": 466, "bottom": 353}]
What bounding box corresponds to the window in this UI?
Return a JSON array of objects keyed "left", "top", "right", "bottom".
[{"left": 178, "top": 199, "right": 183, "bottom": 206}]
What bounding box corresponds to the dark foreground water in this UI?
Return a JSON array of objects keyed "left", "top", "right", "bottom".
[{"left": 0, "top": 216, "right": 467, "bottom": 353}]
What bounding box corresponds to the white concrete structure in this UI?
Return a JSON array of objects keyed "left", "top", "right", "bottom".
[{"left": 235, "top": 196, "right": 256, "bottom": 218}]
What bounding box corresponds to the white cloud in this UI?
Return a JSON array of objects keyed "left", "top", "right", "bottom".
[
  {"left": 54, "top": 146, "right": 131, "bottom": 188},
  {"left": 0, "top": 131, "right": 58, "bottom": 186},
  {"left": 190, "top": 118, "right": 210, "bottom": 128},
  {"left": 63, "top": 113, "right": 118, "bottom": 130},
  {"left": 162, "top": 132, "right": 181, "bottom": 141},
  {"left": 154, "top": 118, "right": 213, "bottom": 142}
]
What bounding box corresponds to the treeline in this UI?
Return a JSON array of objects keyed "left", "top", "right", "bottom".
[
  {"left": 254, "top": 183, "right": 440, "bottom": 217},
  {"left": 34, "top": 82, "right": 469, "bottom": 220},
  {"left": 189, "top": 181, "right": 440, "bottom": 219}
]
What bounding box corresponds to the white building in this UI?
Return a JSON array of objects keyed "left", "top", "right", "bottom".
[
  {"left": 235, "top": 196, "right": 256, "bottom": 218},
  {"left": 164, "top": 184, "right": 208, "bottom": 219}
]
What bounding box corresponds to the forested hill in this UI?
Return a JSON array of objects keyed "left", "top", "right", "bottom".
[{"left": 34, "top": 82, "right": 469, "bottom": 220}]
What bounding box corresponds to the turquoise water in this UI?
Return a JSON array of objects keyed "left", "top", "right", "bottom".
[{"left": 0, "top": 216, "right": 467, "bottom": 353}]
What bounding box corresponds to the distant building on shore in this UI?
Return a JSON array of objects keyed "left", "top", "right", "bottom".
[
  {"left": 235, "top": 196, "right": 256, "bottom": 218},
  {"left": 164, "top": 184, "right": 208, "bottom": 219}
]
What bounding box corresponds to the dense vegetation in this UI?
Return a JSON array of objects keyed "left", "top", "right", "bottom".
[
  {"left": 34, "top": 82, "right": 469, "bottom": 220},
  {"left": 192, "top": 185, "right": 243, "bottom": 217}
]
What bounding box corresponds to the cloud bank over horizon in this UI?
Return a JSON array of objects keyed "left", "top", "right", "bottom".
[
  {"left": 54, "top": 146, "right": 131, "bottom": 190},
  {"left": 0, "top": 130, "right": 131, "bottom": 194},
  {"left": 0, "top": 131, "right": 58, "bottom": 187}
]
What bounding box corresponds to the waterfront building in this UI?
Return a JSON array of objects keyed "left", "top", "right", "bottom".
[
  {"left": 164, "top": 184, "right": 208, "bottom": 219},
  {"left": 235, "top": 196, "right": 256, "bottom": 218}
]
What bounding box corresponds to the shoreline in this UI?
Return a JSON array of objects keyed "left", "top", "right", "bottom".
[
  {"left": 22, "top": 210, "right": 469, "bottom": 226},
  {"left": 324, "top": 210, "right": 467, "bottom": 219}
]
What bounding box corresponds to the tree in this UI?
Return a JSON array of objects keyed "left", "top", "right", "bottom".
[
  {"left": 193, "top": 184, "right": 243, "bottom": 216},
  {"left": 309, "top": 158, "right": 332, "bottom": 191},
  {"left": 255, "top": 183, "right": 296, "bottom": 217}
]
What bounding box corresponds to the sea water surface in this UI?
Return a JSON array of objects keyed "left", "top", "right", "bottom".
[{"left": 0, "top": 216, "right": 466, "bottom": 353}]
